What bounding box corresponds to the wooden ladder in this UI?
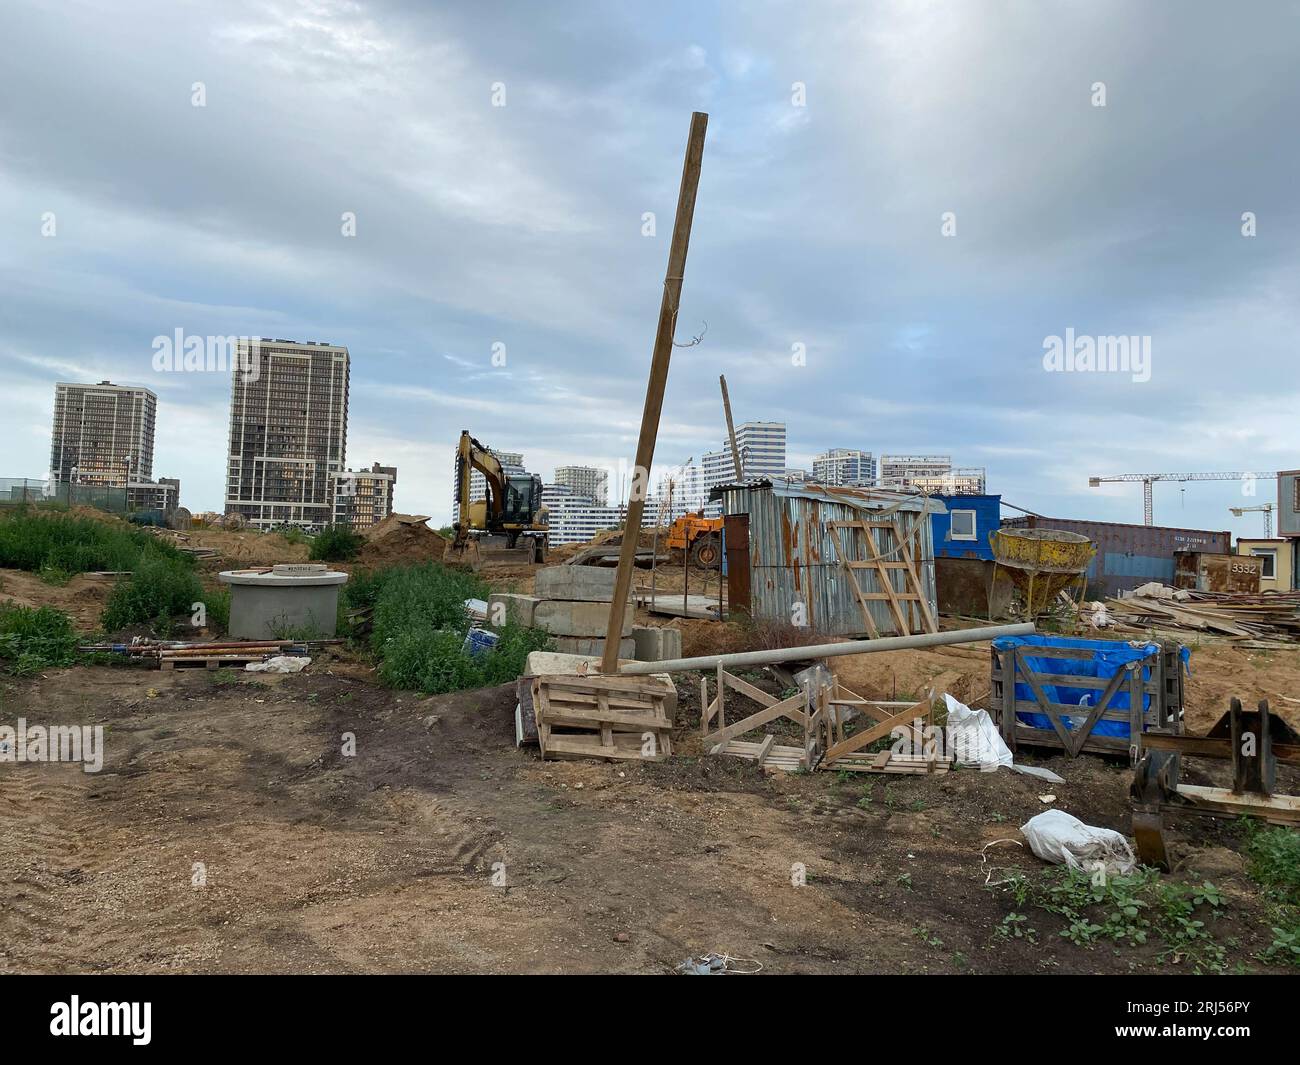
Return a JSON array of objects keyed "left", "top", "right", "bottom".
[{"left": 827, "top": 518, "right": 937, "bottom": 637}]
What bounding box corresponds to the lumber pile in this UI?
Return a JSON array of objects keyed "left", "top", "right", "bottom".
[
  {"left": 532, "top": 673, "right": 676, "bottom": 761},
  {"left": 1105, "top": 588, "right": 1300, "bottom": 641}
]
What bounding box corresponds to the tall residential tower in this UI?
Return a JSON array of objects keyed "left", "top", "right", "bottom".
[
  {"left": 50, "top": 380, "right": 156, "bottom": 486},
  {"left": 225, "top": 339, "right": 349, "bottom": 531}
]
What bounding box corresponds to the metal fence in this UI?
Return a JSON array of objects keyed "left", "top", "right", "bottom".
[{"left": 0, "top": 477, "right": 129, "bottom": 514}]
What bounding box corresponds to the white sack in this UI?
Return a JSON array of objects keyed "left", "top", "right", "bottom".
[
  {"left": 1020, "top": 809, "right": 1135, "bottom": 877},
  {"left": 942, "top": 693, "right": 1013, "bottom": 770},
  {"left": 245, "top": 655, "right": 311, "bottom": 673}
]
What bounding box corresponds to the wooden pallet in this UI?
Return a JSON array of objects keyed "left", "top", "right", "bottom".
[
  {"left": 822, "top": 749, "right": 950, "bottom": 775},
  {"left": 159, "top": 654, "right": 270, "bottom": 670},
  {"left": 712, "top": 738, "right": 807, "bottom": 772},
  {"left": 533, "top": 674, "right": 676, "bottom": 762}
]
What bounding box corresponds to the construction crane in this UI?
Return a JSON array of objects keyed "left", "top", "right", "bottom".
[
  {"left": 1230, "top": 503, "right": 1275, "bottom": 537},
  {"left": 1088, "top": 471, "right": 1278, "bottom": 526}
]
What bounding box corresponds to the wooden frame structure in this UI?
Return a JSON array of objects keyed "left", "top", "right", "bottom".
[
  {"left": 990, "top": 641, "right": 1181, "bottom": 761},
  {"left": 827, "top": 518, "right": 937, "bottom": 638},
  {"left": 700, "top": 667, "right": 824, "bottom": 770},
  {"left": 815, "top": 681, "right": 948, "bottom": 774}
]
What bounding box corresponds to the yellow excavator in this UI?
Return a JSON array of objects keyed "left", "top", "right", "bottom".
[{"left": 448, "top": 430, "right": 549, "bottom": 568}]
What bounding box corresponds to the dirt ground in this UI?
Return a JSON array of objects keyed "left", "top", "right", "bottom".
[
  {"left": 2, "top": 639, "right": 1296, "bottom": 975},
  {"left": 3, "top": 528, "right": 1298, "bottom": 974}
]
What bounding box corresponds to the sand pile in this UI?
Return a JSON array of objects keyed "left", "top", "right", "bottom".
[{"left": 358, "top": 513, "right": 448, "bottom": 565}]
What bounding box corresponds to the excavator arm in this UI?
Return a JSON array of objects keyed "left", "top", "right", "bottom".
[{"left": 454, "top": 430, "right": 507, "bottom": 537}]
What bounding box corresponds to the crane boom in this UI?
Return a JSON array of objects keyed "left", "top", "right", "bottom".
[{"left": 1089, "top": 471, "right": 1278, "bottom": 526}]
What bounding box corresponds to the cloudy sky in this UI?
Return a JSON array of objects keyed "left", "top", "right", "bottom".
[{"left": 3, "top": 0, "right": 1298, "bottom": 530}]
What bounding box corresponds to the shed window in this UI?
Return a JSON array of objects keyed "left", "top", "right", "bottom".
[
  {"left": 1251, "top": 548, "right": 1277, "bottom": 579},
  {"left": 950, "top": 509, "right": 977, "bottom": 540}
]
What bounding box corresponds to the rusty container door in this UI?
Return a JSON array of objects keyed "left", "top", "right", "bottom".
[
  {"left": 1220, "top": 553, "right": 1263, "bottom": 593},
  {"left": 724, "top": 514, "right": 751, "bottom": 617}
]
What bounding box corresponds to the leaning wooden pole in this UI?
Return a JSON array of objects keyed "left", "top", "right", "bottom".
[
  {"left": 719, "top": 374, "right": 742, "bottom": 480},
  {"left": 601, "top": 111, "right": 708, "bottom": 673}
]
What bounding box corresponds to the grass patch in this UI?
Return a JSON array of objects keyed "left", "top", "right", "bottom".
[
  {"left": 0, "top": 510, "right": 181, "bottom": 575},
  {"left": 309, "top": 524, "right": 364, "bottom": 562},
  {"left": 0, "top": 603, "right": 79, "bottom": 675},
  {"left": 346, "top": 562, "right": 551, "bottom": 695},
  {"left": 1242, "top": 822, "right": 1300, "bottom": 968}
]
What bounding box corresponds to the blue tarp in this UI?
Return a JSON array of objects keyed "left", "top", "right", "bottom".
[{"left": 992, "top": 634, "right": 1190, "bottom": 739}]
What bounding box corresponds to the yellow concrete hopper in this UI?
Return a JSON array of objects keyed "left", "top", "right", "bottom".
[{"left": 991, "top": 528, "right": 1096, "bottom": 618}]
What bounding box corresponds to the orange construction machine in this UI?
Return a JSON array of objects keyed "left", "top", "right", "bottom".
[{"left": 666, "top": 512, "right": 722, "bottom": 569}]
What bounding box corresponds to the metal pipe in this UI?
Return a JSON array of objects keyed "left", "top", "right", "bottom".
[{"left": 614, "top": 622, "right": 1035, "bottom": 675}]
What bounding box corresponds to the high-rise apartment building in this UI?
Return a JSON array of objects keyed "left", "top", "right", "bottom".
[
  {"left": 879, "top": 454, "right": 951, "bottom": 489},
  {"left": 702, "top": 421, "right": 787, "bottom": 491},
  {"left": 225, "top": 339, "right": 350, "bottom": 531},
  {"left": 913, "top": 467, "right": 987, "bottom": 495},
  {"left": 332, "top": 463, "right": 397, "bottom": 530},
  {"left": 541, "top": 483, "right": 659, "bottom": 546},
  {"left": 554, "top": 465, "right": 609, "bottom": 507},
  {"left": 813, "top": 448, "right": 876, "bottom": 487},
  {"left": 50, "top": 380, "right": 156, "bottom": 486}
]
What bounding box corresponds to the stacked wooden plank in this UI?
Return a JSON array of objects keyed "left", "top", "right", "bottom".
[
  {"left": 532, "top": 674, "right": 676, "bottom": 762},
  {"left": 1105, "top": 589, "right": 1300, "bottom": 641}
]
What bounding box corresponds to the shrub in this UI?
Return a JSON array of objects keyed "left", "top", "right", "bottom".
[
  {"left": 378, "top": 629, "right": 484, "bottom": 693},
  {"left": 0, "top": 603, "right": 79, "bottom": 675},
  {"left": 347, "top": 561, "right": 548, "bottom": 694},
  {"left": 1244, "top": 822, "right": 1300, "bottom": 906},
  {"left": 367, "top": 563, "right": 489, "bottom": 652},
  {"left": 200, "top": 587, "right": 230, "bottom": 634},
  {"left": 274, "top": 524, "right": 309, "bottom": 545},
  {"left": 310, "top": 524, "right": 364, "bottom": 562},
  {"left": 101, "top": 552, "right": 204, "bottom": 634}
]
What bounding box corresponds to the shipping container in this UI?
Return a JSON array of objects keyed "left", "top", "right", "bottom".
[
  {"left": 1000, "top": 515, "right": 1229, "bottom": 597},
  {"left": 1173, "top": 551, "right": 1262, "bottom": 593}
]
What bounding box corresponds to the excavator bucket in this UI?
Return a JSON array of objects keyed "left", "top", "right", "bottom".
[{"left": 444, "top": 539, "right": 483, "bottom": 573}]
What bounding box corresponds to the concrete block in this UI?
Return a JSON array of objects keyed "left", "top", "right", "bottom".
[
  {"left": 534, "top": 599, "right": 632, "bottom": 637},
  {"left": 488, "top": 592, "right": 539, "bottom": 628},
  {"left": 632, "top": 625, "right": 683, "bottom": 662},
  {"left": 533, "top": 565, "right": 616, "bottom": 602},
  {"left": 525, "top": 649, "right": 634, "bottom": 675},
  {"left": 550, "top": 636, "right": 636, "bottom": 658}
]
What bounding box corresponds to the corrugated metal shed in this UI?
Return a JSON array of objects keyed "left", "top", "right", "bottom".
[
  {"left": 1001, "top": 515, "right": 1230, "bottom": 597},
  {"left": 713, "top": 480, "right": 942, "bottom": 637}
]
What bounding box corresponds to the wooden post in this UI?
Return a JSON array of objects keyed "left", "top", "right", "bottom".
[
  {"left": 602, "top": 111, "right": 709, "bottom": 673},
  {"left": 719, "top": 374, "right": 743, "bottom": 480}
]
